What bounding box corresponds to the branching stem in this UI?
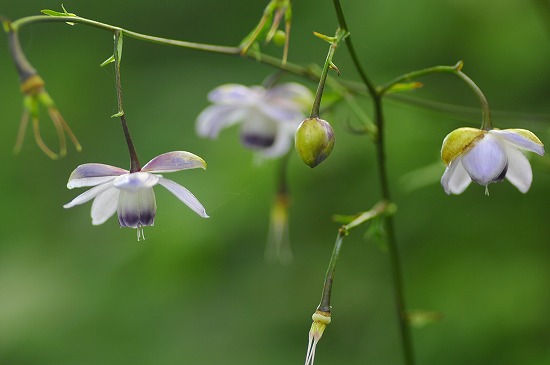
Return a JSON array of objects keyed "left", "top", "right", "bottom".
[{"left": 332, "top": 2, "right": 415, "bottom": 365}]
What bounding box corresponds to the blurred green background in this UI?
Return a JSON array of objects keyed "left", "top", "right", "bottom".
[{"left": 1, "top": 1, "right": 550, "bottom": 364}]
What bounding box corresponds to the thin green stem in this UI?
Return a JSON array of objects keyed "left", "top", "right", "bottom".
[
  {"left": 378, "top": 61, "right": 463, "bottom": 96},
  {"left": 309, "top": 29, "right": 347, "bottom": 118},
  {"left": 317, "top": 201, "right": 393, "bottom": 314},
  {"left": 317, "top": 229, "right": 345, "bottom": 313},
  {"left": 8, "top": 14, "right": 336, "bottom": 90},
  {"left": 11, "top": 15, "right": 239, "bottom": 55},
  {"left": 3, "top": 20, "right": 36, "bottom": 82},
  {"left": 113, "top": 30, "right": 140, "bottom": 173},
  {"left": 455, "top": 70, "right": 492, "bottom": 130},
  {"left": 332, "top": 1, "right": 377, "bottom": 96},
  {"left": 332, "top": 1, "right": 415, "bottom": 365},
  {"left": 378, "top": 61, "right": 492, "bottom": 130}
]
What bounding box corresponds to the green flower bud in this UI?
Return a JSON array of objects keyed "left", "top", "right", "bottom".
[
  {"left": 295, "top": 117, "right": 335, "bottom": 168},
  {"left": 272, "top": 30, "right": 286, "bottom": 46}
]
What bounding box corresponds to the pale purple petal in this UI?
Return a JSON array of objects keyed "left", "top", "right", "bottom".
[
  {"left": 260, "top": 124, "right": 295, "bottom": 158},
  {"left": 142, "top": 151, "right": 206, "bottom": 173},
  {"left": 266, "top": 83, "right": 313, "bottom": 102},
  {"left": 259, "top": 102, "right": 305, "bottom": 124},
  {"left": 67, "top": 163, "right": 128, "bottom": 189},
  {"left": 196, "top": 105, "right": 248, "bottom": 139},
  {"left": 207, "top": 84, "right": 259, "bottom": 105},
  {"left": 91, "top": 187, "right": 120, "bottom": 225},
  {"left": 504, "top": 145, "right": 533, "bottom": 193},
  {"left": 441, "top": 159, "right": 472, "bottom": 195},
  {"left": 490, "top": 129, "right": 544, "bottom": 155},
  {"left": 113, "top": 172, "right": 159, "bottom": 193},
  {"left": 117, "top": 188, "right": 157, "bottom": 228},
  {"left": 240, "top": 113, "right": 278, "bottom": 150},
  {"left": 157, "top": 177, "right": 209, "bottom": 218},
  {"left": 461, "top": 134, "right": 508, "bottom": 185},
  {"left": 64, "top": 181, "right": 115, "bottom": 209}
]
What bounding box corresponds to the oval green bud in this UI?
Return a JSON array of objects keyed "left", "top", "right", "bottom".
[
  {"left": 272, "top": 30, "right": 286, "bottom": 46},
  {"left": 295, "top": 117, "right": 335, "bottom": 168}
]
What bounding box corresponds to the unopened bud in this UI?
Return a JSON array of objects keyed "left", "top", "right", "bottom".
[
  {"left": 295, "top": 117, "right": 335, "bottom": 168},
  {"left": 272, "top": 30, "right": 286, "bottom": 47}
]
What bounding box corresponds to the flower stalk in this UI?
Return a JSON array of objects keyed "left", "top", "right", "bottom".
[
  {"left": 454, "top": 68, "right": 493, "bottom": 130},
  {"left": 304, "top": 201, "right": 395, "bottom": 365},
  {"left": 378, "top": 60, "right": 493, "bottom": 130},
  {"left": 309, "top": 28, "right": 348, "bottom": 119},
  {"left": 112, "top": 30, "right": 141, "bottom": 173}
]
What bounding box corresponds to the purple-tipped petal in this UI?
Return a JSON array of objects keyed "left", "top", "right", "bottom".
[
  {"left": 142, "top": 151, "right": 206, "bottom": 173},
  {"left": 461, "top": 134, "right": 508, "bottom": 185},
  {"left": 504, "top": 145, "right": 533, "bottom": 193},
  {"left": 64, "top": 181, "right": 115, "bottom": 209},
  {"left": 67, "top": 163, "right": 128, "bottom": 189},
  {"left": 157, "top": 177, "right": 209, "bottom": 218},
  {"left": 91, "top": 187, "right": 120, "bottom": 225},
  {"left": 196, "top": 105, "right": 248, "bottom": 139},
  {"left": 207, "top": 84, "right": 259, "bottom": 104},
  {"left": 117, "top": 188, "right": 157, "bottom": 228},
  {"left": 113, "top": 172, "right": 159, "bottom": 193},
  {"left": 441, "top": 159, "right": 472, "bottom": 195},
  {"left": 240, "top": 113, "right": 278, "bottom": 150},
  {"left": 490, "top": 129, "right": 544, "bottom": 156}
]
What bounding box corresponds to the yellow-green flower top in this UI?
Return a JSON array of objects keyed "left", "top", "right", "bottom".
[{"left": 441, "top": 127, "right": 485, "bottom": 166}]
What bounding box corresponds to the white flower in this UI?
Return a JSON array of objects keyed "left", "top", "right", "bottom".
[
  {"left": 196, "top": 83, "right": 313, "bottom": 158},
  {"left": 64, "top": 151, "right": 209, "bottom": 239},
  {"left": 441, "top": 127, "right": 544, "bottom": 194}
]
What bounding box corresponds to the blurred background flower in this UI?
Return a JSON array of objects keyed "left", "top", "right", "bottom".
[{"left": 196, "top": 82, "right": 312, "bottom": 160}]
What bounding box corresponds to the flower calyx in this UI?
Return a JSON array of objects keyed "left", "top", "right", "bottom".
[{"left": 305, "top": 310, "right": 331, "bottom": 365}]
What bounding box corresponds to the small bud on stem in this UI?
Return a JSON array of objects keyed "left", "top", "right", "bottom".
[{"left": 295, "top": 117, "right": 335, "bottom": 167}]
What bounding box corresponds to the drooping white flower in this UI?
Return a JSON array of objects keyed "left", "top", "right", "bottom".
[
  {"left": 196, "top": 83, "right": 313, "bottom": 159},
  {"left": 440, "top": 127, "right": 544, "bottom": 194},
  {"left": 64, "top": 151, "right": 209, "bottom": 239}
]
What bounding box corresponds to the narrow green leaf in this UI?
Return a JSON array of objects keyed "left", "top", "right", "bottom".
[
  {"left": 100, "top": 55, "right": 115, "bottom": 67},
  {"left": 114, "top": 32, "right": 123, "bottom": 66},
  {"left": 111, "top": 111, "right": 124, "bottom": 118},
  {"left": 385, "top": 82, "right": 424, "bottom": 94},
  {"left": 41, "top": 9, "right": 67, "bottom": 17}
]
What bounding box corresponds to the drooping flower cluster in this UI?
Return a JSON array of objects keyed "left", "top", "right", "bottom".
[
  {"left": 64, "top": 151, "right": 209, "bottom": 240},
  {"left": 196, "top": 83, "right": 312, "bottom": 159},
  {"left": 441, "top": 127, "right": 544, "bottom": 194}
]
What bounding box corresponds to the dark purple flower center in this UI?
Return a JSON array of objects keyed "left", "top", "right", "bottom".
[{"left": 241, "top": 133, "right": 275, "bottom": 149}]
